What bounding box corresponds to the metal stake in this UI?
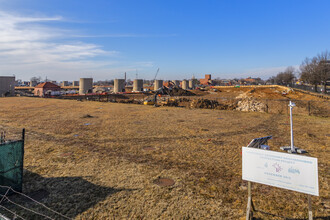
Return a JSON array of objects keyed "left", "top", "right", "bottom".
[{"left": 289, "top": 101, "right": 296, "bottom": 153}]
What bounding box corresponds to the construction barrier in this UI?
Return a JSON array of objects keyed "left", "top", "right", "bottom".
[{"left": 0, "top": 130, "right": 24, "bottom": 194}]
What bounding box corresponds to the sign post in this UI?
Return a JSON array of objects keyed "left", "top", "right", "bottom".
[
  {"left": 246, "top": 181, "right": 255, "bottom": 220},
  {"left": 244, "top": 136, "right": 272, "bottom": 220},
  {"left": 243, "top": 147, "right": 318, "bottom": 219},
  {"left": 289, "top": 101, "right": 296, "bottom": 153},
  {"left": 244, "top": 102, "right": 318, "bottom": 219}
]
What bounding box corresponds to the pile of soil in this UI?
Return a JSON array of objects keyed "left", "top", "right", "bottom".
[
  {"left": 190, "top": 99, "right": 219, "bottom": 109},
  {"left": 118, "top": 99, "right": 142, "bottom": 104},
  {"left": 168, "top": 87, "right": 195, "bottom": 96},
  {"left": 189, "top": 99, "right": 236, "bottom": 110}
]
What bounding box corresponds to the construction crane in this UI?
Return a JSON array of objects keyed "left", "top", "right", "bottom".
[{"left": 153, "top": 68, "right": 160, "bottom": 82}]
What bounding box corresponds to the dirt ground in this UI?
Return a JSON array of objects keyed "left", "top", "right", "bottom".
[{"left": 0, "top": 97, "right": 329, "bottom": 219}]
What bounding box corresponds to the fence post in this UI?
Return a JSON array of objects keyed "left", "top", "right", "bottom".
[
  {"left": 22, "top": 128, "right": 25, "bottom": 141},
  {"left": 308, "top": 101, "right": 311, "bottom": 116}
]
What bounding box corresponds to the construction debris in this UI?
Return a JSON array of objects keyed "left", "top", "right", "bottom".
[
  {"left": 190, "top": 99, "right": 236, "bottom": 110},
  {"left": 190, "top": 99, "right": 219, "bottom": 109},
  {"left": 235, "top": 98, "right": 267, "bottom": 112},
  {"left": 167, "top": 87, "right": 195, "bottom": 96}
]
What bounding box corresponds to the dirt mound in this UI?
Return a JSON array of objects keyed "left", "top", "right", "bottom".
[
  {"left": 190, "top": 99, "right": 218, "bottom": 109},
  {"left": 236, "top": 98, "right": 267, "bottom": 112},
  {"left": 190, "top": 99, "right": 237, "bottom": 110},
  {"left": 168, "top": 87, "right": 195, "bottom": 96},
  {"left": 235, "top": 88, "right": 257, "bottom": 99}
]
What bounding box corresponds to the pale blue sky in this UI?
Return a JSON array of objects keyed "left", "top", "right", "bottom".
[{"left": 0, "top": 0, "right": 329, "bottom": 81}]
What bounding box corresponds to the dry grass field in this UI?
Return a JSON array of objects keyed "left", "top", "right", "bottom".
[{"left": 0, "top": 97, "right": 329, "bottom": 219}]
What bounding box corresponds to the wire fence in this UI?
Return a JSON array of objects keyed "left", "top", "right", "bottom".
[
  {"left": 262, "top": 99, "right": 329, "bottom": 117},
  {"left": 0, "top": 185, "right": 71, "bottom": 220},
  {"left": 289, "top": 84, "right": 328, "bottom": 94}
]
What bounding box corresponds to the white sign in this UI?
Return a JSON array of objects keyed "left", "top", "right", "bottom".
[{"left": 242, "top": 147, "right": 319, "bottom": 196}]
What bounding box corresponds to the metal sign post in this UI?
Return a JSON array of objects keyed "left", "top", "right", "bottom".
[
  {"left": 246, "top": 181, "right": 255, "bottom": 220},
  {"left": 245, "top": 136, "right": 272, "bottom": 220},
  {"left": 287, "top": 101, "right": 313, "bottom": 218},
  {"left": 280, "top": 102, "right": 307, "bottom": 153},
  {"left": 245, "top": 102, "right": 316, "bottom": 219},
  {"left": 289, "top": 101, "right": 296, "bottom": 153}
]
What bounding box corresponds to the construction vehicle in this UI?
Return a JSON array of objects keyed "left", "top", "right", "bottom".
[
  {"left": 143, "top": 86, "right": 170, "bottom": 106},
  {"left": 143, "top": 81, "right": 183, "bottom": 106}
]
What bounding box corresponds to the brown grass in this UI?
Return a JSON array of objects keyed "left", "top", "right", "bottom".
[{"left": 0, "top": 97, "right": 329, "bottom": 219}]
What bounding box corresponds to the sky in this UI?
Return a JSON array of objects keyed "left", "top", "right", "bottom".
[{"left": 0, "top": 0, "right": 329, "bottom": 81}]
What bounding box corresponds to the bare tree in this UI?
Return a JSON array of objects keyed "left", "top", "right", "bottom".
[
  {"left": 300, "top": 50, "right": 330, "bottom": 92},
  {"left": 275, "top": 66, "right": 296, "bottom": 85},
  {"left": 317, "top": 51, "right": 330, "bottom": 92},
  {"left": 266, "top": 76, "right": 276, "bottom": 84}
]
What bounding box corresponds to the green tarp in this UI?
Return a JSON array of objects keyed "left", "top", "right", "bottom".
[{"left": 0, "top": 140, "right": 24, "bottom": 194}]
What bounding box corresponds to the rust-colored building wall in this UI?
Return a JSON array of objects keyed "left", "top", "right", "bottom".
[
  {"left": 205, "top": 74, "right": 211, "bottom": 80},
  {"left": 199, "top": 74, "right": 212, "bottom": 85},
  {"left": 200, "top": 79, "right": 210, "bottom": 85},
  {"left": 34, "top": 88, "right": 43, "bottom": 96},
  {"left": 245, "top": 78, "right": 256, "bottom": 83}
]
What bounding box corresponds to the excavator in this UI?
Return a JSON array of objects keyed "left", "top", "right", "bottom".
[{"left": 143, "top": 81, "right": 178, "bottom": 106}]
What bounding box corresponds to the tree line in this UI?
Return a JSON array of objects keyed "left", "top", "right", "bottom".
[{"left": 269, "top": 50, "right": 329, "bottom": 92}]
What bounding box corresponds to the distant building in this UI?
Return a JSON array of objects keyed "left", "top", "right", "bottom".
[
  {"left": 244, "top": 77, "right": 256, "bottom": 84},
  {"left": 34, "top": 82, "right": 61, "bottom": 97},
  {"left": 0, "top": 76, "right": 15, "bottom": 97},
  {"left": 242, "top": 77, "right": 263, "bottom": 85},
  {"left": 73, "top": 81, "right": 79, "bottom": 86},
  {"left": 220, "top": 79, "right": 232, "bottom": 86},
  {"left": 61, "top": 81, "right": 69, "bottom": 87},
  {"left": 200, "top": 74, "right": 213, "bottom": 85}
]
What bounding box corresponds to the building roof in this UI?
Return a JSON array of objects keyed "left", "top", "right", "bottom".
[{"left": 34, "top": 82, "right": 60, "bottom": 88}]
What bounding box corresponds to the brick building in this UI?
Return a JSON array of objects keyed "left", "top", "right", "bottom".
[
  {"left": 200, "top": 74, "right": 212, "bottom": 85},
  {"left": 34, "top": 82, "right": 61, "bottom": 97}
]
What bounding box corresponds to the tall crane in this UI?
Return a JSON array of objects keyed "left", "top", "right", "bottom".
[{"left": 153, "top": 68, "right": 160, "bottom": 82}]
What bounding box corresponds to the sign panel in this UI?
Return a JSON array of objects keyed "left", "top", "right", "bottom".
[{"left": 242, "top": 147, "right": 319, "bottom": 196}]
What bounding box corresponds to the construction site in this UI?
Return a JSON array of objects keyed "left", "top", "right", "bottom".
[
  {"left": 0, "top": 83, "right": 329, "bottom": 219},
  {"left": 1, "top": 1, "right": 330, "bottom": 218}
]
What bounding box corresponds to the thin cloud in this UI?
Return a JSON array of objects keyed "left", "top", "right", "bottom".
[
  {"left": 71, "top": 33, "right": 178, "bottom": 38},
  {"left": 0, "top": 10, "right": 159, "bottom": 80},
  {"left": 0, "top": 10, "right": 119, "bottom": 79},
  {"left": 245, "top": 65, "right": 300, "bottom": 79}
]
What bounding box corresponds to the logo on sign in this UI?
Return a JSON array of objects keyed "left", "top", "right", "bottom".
[
  {"left": 272, "top": 163, "right": 282, "bottom": 172},
  {"left": 288, "top": 167, "right": 300, "bottom": 174}
]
